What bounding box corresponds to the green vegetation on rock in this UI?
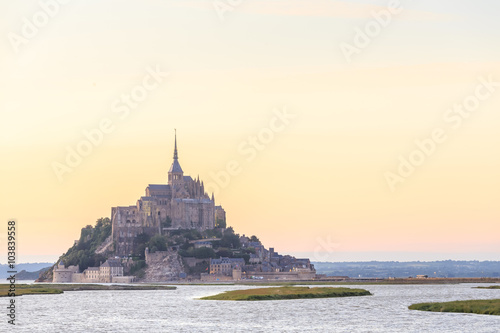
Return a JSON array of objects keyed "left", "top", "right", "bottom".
[
  {"left": 179, "top": 247, "right": 217, "bottom": 259},
  {"left": 476, "top": 286, "right": 500, "bottom": 289},
  {"left": 218, "top": 227, "right": 241, "bottom": 248},
  {"left": 409, "top": 299, "right": 500, "bottom": 316},
  {"left": 129, "top": 260, "right": 147, "bottom": 278},
  {"left": 200, "top": 286, "right": 372, "bottom": 301},
  {"left": 148, "top": 234, "right": 169, "bottom": 253},
  {"left": 59, "top": 218, "right": 112, "bottom": 271}
]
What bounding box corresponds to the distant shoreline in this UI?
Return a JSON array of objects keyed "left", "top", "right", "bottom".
[
  {"left": 3, "top": 277, "right": 499, "bottom": 287},
  {"left": 128, "top": 277, "right": 500, "bottom": 286},
  {"left": 2, "top": 278, "right": 499, "bottom": 298}
]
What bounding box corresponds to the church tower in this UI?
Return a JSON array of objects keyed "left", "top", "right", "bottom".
[{"left": 168, "top": 130, "right": 184, "bottom": 186}]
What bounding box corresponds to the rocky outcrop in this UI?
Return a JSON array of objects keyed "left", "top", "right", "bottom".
[
  {"left": 36, "top": 263, "right": 56, "bottom": 282},
  {"left": 141, "top": 249, "right": 186, "bottom": 282}
]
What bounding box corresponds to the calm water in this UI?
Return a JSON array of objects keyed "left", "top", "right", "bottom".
[{"left": 7, "top": 283, "right": 500, "bottom": 332}]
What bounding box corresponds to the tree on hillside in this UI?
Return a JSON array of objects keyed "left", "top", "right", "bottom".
[
  {"left": 220, "top": 227, "right": 240, "bottom": 248},
  {"left": 148, "top": 234, "right": 168, "bottom": 253},
  {"left": 161, "top": 216, "right": 172, "bottom": 228},
  {"left": 133, "top": 233, "right": 152, "bottom": 259},
  {"left": 193, "top": 247, "right": 216, "bottom": 259},
  {"left": 250, "top": 235, "right": 260, "bottom": 243},
  {"left": 203, "top": 228, "right": 222, "bottom": 239},
  {"left": 234, "top": 253, "right": 250, "bottom": 264},
  {"left": 61, "top": 217, "right": 113, "bottom": 271},
  {"left": 216, "top": 248, "right": 233, "bottom": 258}
]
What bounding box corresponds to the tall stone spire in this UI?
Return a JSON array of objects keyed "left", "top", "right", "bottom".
[
  {"left": 173, "top": 129, "right": 179, "bottom": 160},
  {"left": 168, "top": 129, "right": 183, "bottom": 185}
]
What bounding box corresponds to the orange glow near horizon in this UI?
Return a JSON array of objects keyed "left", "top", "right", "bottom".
[{"left": 1, "top": 1, "right": 499, "bottom": 263}]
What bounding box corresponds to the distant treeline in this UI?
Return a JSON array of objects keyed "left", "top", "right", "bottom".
[{"left": 313, "top": 261, "right": 500, "bottom": 278}]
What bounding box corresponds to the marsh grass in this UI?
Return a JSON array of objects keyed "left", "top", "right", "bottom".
[
  {"left": 409, "top": 299, "right": 500, "bottom": 316},
  {"left": 200, "top": 286, "right": 371, "bottom": 301},
  {"left": 0, "top": 284, "right": 64, "bottom": 297},
  {"left": 0, "top": 284, "right": 176, "bottom": 297}
]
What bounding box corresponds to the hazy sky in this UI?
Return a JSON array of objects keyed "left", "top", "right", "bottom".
[{"left": 1, "top": 0, "right": 499, "bottom": 263}]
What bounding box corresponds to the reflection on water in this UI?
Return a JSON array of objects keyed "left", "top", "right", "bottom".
[{"left": 11, "top": 283, "right": 500, "bottom": 332}]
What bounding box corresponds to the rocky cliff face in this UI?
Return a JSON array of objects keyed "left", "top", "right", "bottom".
[
  {"left": 141, "top": 250, "right": 186, "bottom": 282},
  {"left": 36, "top": 264, "right": 56, "bottom": 282}
]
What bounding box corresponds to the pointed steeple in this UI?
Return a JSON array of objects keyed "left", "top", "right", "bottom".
[
  {"left": 173, "top": 129, "right": 179, "bottom": 160},
  {"left": 168, "top": 129, "right": 183, "bottom": 185}
]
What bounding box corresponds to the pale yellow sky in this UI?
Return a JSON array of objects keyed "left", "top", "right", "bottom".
[{"left": 1, "top": 1, "right": 499, "bottom": 263}]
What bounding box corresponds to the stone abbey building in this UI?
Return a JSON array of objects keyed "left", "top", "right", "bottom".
[{"left": 111, "top": 132, "right": 225, "bottom": 256}]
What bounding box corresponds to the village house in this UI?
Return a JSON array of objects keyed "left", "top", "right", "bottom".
[{"left": 53, "top": 259, "right": 133, "bottom": 283}]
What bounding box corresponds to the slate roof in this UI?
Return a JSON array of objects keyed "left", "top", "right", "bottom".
[
  {"left": 211, "top": 257, "right": 245, "bottom": 265},
  {"left": 148, "top": 184, "right": 170, "bottom": 190},
  {"left": 169, "top": 159, "right": 183, "bottom": 173}
]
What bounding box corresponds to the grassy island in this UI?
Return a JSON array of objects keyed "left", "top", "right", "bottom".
[
  {"left": 200, "top": 286, "right": 372, "bottom": 301},
  {"left": 476, "top": 286, "right": 500, "bottom": 290},
  {"left": 409, "top": 299, "right": 500, "bottom": 316},
  {"left": 0, "top": 284, "right": 176, "bottom": 297}
]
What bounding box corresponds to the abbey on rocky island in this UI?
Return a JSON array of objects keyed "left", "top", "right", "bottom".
[{"left": 111, "top": 132, "right": 226, "bottom": 256}]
